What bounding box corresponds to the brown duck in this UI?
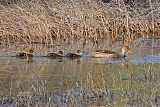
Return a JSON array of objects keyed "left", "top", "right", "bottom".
[
  {"left": 16, "top": 49, "right": 35, "bottom": 59},
  {"left": 90, "top": 46, "right": 132, "bottom": 58},
  {"left": 47, "top": 51, "right": 64, "bottom": 58},
  {"left": 66, "top": 50, "right": 83, "bottom": 58}
]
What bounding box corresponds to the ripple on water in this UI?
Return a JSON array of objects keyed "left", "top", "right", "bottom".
[
  {"left": 132, "top": 54, "right": 160, "bottom": 64},
  {"left": 96, "top": 59, "right": 123, "bottom": 64},
  {"left": 91, "top": 54, "right": 160, "bottom": 64},
  {"left": 0, "top": 54, "right": 160, "bottom": 64}
]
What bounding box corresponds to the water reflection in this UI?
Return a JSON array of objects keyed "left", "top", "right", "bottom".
[
  {"left": 132, "top": 55, "right": 160, "bottom": 64},
  {"left": 0, "top": 43, "right": 160, "bottom": 106}
]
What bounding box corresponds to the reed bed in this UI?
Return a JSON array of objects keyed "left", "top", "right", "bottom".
[{"left": 0, "top": 0, "right": 160, "bottom": 53}]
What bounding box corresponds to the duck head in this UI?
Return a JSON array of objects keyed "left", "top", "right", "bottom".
[
  {"left": 122, "top": 46, "right": 132, "bottom": 56},
  {"left": 29, "top": 49, "right": 35, "bottom": 54},
  {"left": 58, "top": 51, "right": 64, "bottom": 55},
  {"left": 77, "top": 50, "right": 83, "bottom": 55}
]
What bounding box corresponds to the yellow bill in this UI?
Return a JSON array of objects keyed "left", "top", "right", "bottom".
[{"left": 128, "top": 50, "right": 132, "bottom": 53}]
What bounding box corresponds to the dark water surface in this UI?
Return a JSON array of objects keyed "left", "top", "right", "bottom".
[{"left": 0, "top": 40, "right": 160, "bottom": 106}]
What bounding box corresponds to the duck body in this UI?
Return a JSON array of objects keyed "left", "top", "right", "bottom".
[
  {"left": 90, "top": 46, "right": 132, "bottom": 59},
  {"left": 66, "top": 53, "right": 82, "bottom": 58},
  {"left": 66, "top": 50, "right": 83, "bottom": 58},
  {"left": 16, "top": 52, "right": 33, "bottom": 59},
  {"left": 16, "top": 50, "right": 35, "bottom": 59},
  {"left": 47, "top": 51, "right": 64, "bottom": 58},
  {"left": 91, "top": 50, "right": 125, "bottom": 59},
  {"left": 47, "top": 53, "right": 63, "bottom": 58}
]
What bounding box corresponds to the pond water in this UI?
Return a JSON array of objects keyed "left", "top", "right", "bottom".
[{"left": 0, "top": 38, "right": 160, "bottom": 106}]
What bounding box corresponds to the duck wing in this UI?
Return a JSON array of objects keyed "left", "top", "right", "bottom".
[
  {"left": 16, "top": 52, "right": 25, "bottom": 57},
  {"left": 47, "top": 53, "right": 62, "bottom": 58},
  {"left": 66, "top": 53, "right": 81, "bottom": 58},
  {"left": 16, "top": 52, "right": 33, "bottom": 59},
  {"left": 95, "top": 50, "right": 118, "bottom": 54}
]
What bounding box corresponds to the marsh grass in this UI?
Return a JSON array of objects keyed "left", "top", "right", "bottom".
[
  {"left": 0, "top": 0, "right": 160, "bottom": 107},
  {"left": 0, "top": 0, "right": 160, "bottom": 53},
  {"left": 0, "top": 57, "right": 160, "bottom": 106}
]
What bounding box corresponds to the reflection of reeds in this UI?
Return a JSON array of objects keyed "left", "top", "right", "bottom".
[
  {"left": 0, "top": 0, "right": 160, "bottom": 52},
  {"left": 0, "top": 57, "right": 160, "bottom": 106}
]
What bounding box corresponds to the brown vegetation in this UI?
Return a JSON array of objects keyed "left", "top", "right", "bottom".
[{"left": 0, "top": 0, "right": 160, "bottom": 52}]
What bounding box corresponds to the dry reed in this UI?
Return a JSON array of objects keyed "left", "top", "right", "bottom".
[{"left": 0, "top": 0, "right": 159, "bottom": 53}]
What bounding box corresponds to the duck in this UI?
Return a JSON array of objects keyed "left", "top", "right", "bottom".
[
  {"left": 16, "top": 49, "right": 35, "bottom": 59},
  {"left": 47, "top": 51, "right": 64, "bottom": 58},
  {"left": 66, "top": 50, "right": 83, "bottom": 58},
  {"left": 90, "top": 46, "right": 132, "bottom": 58}
]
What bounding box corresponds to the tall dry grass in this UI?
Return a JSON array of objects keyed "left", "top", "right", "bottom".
[{"left": 0, "top": 0, "right": 160, "bottom": 52}]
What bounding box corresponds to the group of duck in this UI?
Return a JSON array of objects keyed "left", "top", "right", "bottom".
[
  {"left": 16, "top": 46, "right": 132, "bottom": 59},
  {"left": 16, "top": 49, "right": 83, "bottom": 59}
]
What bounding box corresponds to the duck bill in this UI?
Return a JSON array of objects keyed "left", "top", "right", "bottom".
[
  {"left": 128, "top": 50, "right": 132, "bottom": 53},
  {"left": 31, "top": 51, "right": 36, "bottom": 54}
]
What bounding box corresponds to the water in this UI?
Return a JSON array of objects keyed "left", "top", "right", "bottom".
[{"left": 0, "top": 39, "right": 160, "bottom": 106}]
